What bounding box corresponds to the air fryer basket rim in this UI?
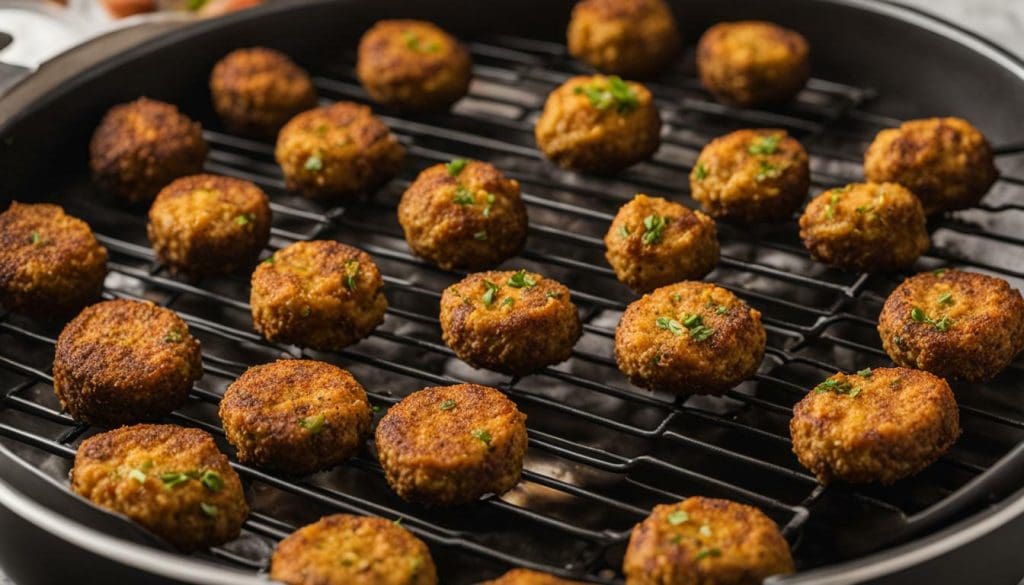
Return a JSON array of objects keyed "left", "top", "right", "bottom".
[{"left": 0, "top": 0, "right": 1023, "bottom": 583}]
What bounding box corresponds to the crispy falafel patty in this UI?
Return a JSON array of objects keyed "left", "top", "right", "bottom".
[
  {"left": 89, "top": 97, "right": 208, "bottom": 203},
  {"left": 70, "top": 424, "right": 248, "bottom": 551},
  {"left": 250, "top": 240, "right": 387, "bottom": 351},
  {"left": 535, "top": 75, "right": 661, "bottom": 172},
  {"left": 398, "top": 159, "right": 528, "bottom": 270},
  {"left": 439, "top": 270, "right": 582, "bottom": 375},
  {"left": 219, "top": 359, "right": 372, "bottom": 474},
  {"left": 0, "top": 202, "right": 108, "bottom": 317},
  {"left": 697, "top": 21, "right": 809, "bottom": 107},
  {"left": 274, "top": 102, "right": 405, "bottom": 198},
  {"left": 864, "top": 117, "right": 997, "bottom": 214},
  {"left": 210, "top": 47, "right": 318, "bottom": 137},
  {"left": 604, "top": 194, "right": 719, "bottom": 293},
  {"left": 147, "top": 174, "right": 271, "bottom": 276},
  {"left": 356, "top": 19, "right": 472, "bottom": 111},
  {"left": 615, "top": 281, "right": 765, "bottom": 395},
  {"left": 271, "top": 514, "right": 437, "bottom": 585},
  {"left": 798, "top": 182, "right": 929, "bottom": 272},
  {"left": 623, "top": 496, "right": 794, "bottom": 585},
  {"left": 790, "top": 367, "right": 960, "bottom": 485},
  {"left": 375, "top": 384, "right": 527, "bottom": 506},
  {"left": 483, "top": 569, "right": 586, "bottom": 585},
  {"left": 567, "top": 0, "right": 681, "bottom": 79},
  {"left": 878, "top": 269, "right": 1024, "bottom": 382},
  {"left": 690, "top": 129, "right": 810, "bottom": 222},
  {"left": 54, "top": 299, "right": 203, "bottom": 426}
]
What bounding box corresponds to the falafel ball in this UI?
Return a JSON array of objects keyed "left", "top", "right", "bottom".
[
  {"left": 270, "top": 514, "right": 438, "bottom": 585},
  {"left": 864, "top": 117, "right": 998, "bottom": 214},
  {"left": 70, "top": 424, "right": 248, "bottom": 551},
  {"left": 0, "top": 202, "right": 108, "bottom": 317},
  {"left": 209, "top": 47, "right": 318, "bottom": 137},
  {"left": 696, "top": 21, "right": 810, "bottom": 107},
  {"left": 398, "top": 159, "right": 528, "bottom": 270},
  {"left": 147, "top": 174, "right": 271, "bottom": 277},
  {"left": 356, "top": 19, "right": 472, "bottom": 111},
  {"left": 483, "top": 569, "right": 586, "bottom": 585},
  {"left": 878, "top": 269, "right": 1024, "bottom": 382},
  {"left": 54, "top": 299, "right": 203, "bottom": 426},
  {"left": 566, "top": 0, "right": 681, "bottom": 79},
  {"left": 274, "top": 102, "right": 406, "bottom": 199},
  {"left": 604, "top": 194, "right": 719, "bottom": 293},
  {"left": 535, "top": 75, "right": 661, "bottom": 173},
  {"left": 219, "top": 359, "right": 372, "bottom": 474},
  {"left": 790, "top": 367, "right": 960, "bottom": 485},
  {"left": 690, "top": 129, "right": 810, "bottom": 222},
  {"left": 89, "top": 97, "right": 208, "bottom": 204},
  {"left": 615, "top": 281, "right": 765, "bottom": 395},
  {"left": 250, "top": 240, "right": 387, "bottom": 351},
  {"left": 439, "top": 270, "right": 582, "bottom": 375},
  {"left": 798, "top": 182, "right": 929, "bottom": 272},
  {"left": 375, "top": 384, "right": 528, "bottom": 506},
  {"left": 623, "top": 496, "right": 795, "bottom": 585}
]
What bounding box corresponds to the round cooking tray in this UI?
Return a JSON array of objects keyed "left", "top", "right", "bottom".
[{"left": 1, "top": 1, "right": 1023, "bottom": 584}]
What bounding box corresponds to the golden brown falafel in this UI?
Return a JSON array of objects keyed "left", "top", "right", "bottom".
[
  {"left": 270, "top": 514, "right": 437, "bottom": 585},
  {"left": 89, "top": 97, "right": 208, "bottom": 203},
  {"left": 483, "top": 569, "right": 587, "bottom": 585},
  {"left": 690, "top": 129, "right": 810, "bottom": 222},
  {"left": 567, "top": 0, "right": 681, "bottom": 79},
  {"left": 219, "top": 359, "right": 372, "bottom": 475},
  {"left": 615, "top": 281, "right": 765, "bottom": 395},
  {"left": 70, "top": 424, "right": 248, "bottom": 551},
  {"left": 439, "top": 270, "right": 582, "bottom": 375},
  {"left": 0, "top": 202, "right": 107, "bottom": 317},
  {"left": 696, "top": 21, "right": 810, "bottom": 107},
  {"left": 790, "top": 367, "right": 960, "bottom": 485},
  {"left": 798, "top": 182, "right": 929, "bottom": 272},
  {"left": 604, "top": 194, "right": 719, "bottom": 293},
  {"left": 398, "top": 159, "right": 528, "bottom": 270},
  {"left": 250, "top": 240, "right": 387, "bottom": 351},
  {"left": 147, "top": 174, "right": 271, "bottom": 277},
  {"left": 209, "top": 47, "right": 318, "bottom": 137},
  {"left": 356, "top": 19, "right": 472, "bottom": 111},
  {"left": 274, "top": 102, "right": 405, "bottom": 198},
  {"left": 53, "top": 299, "right": 203, "bottom": 427},
  {"left": 375, "top": 384, "right": 528, "bottom": 506},
  {"left": 878, "top": 269, "right": 1024, "bottom": 382},
  {"left": 864, "top": 117, "right": 998, "bottom": 214},
  {"left": 535, "top": 74, "right": 661, "bottom": 172},
  {"left": 623, "top": 496, "right": 794, "bottom": 585}
]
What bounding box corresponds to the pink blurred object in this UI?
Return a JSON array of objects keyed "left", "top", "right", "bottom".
[{"left": 98, "top": 0, "right": 263, "bottom": 19}]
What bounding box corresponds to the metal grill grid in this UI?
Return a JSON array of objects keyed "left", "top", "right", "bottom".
[{"left": 1, "top": 33, "right": 1024, "bottom": 584}]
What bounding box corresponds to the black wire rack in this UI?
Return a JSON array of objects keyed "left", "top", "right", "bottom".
[{"left": 1, "top": 33, "right": 1024, "bottom": 584}]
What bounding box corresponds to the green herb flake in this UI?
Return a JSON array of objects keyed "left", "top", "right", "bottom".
[
  {"left": 937, "top": 292, "right": 954, "bottom": 306},
  {"left": 471, "top": 428, "right": 492, "bottom": 446},
  {"left": 932, "top": 315, "right": 953, "bottom": 332},
  {"left": 656, "top": 316, "right": 685, "bottom": 336},
  {"left": 574, "top": 76, "right": 638, "bottom": 113},
  {"left": 263, "top": 255, "right": 275, "bottom": 264},
  {"left": 642, "top": 214, "right": 668, "bottom": 245},
  {"left": 667, "top": 510, "right": 689, "bottom": 525},
  {"left": 694, "top": 162, "right": 708, "bottom": 181},
  {"left": 483, "top": 192, "right": 496, "bottom": 218},
  {"left": 344, "top": 260, "right": 359, "bottom": 291},
  {"left": 440, "top": 399, "right": 457, "bottom": 411},
  {"left": 473, "top": 230, "right": 488, "bottom": 241},
  {"left": 304, "top": 153, "right": 323, "bottom": 172},
  {"left": 911, "top": 307, "right": 926, "bottom": 322},
  {"left": 748, "top": 134, "right": 781, "bottom": 155},
  {"left": 933, "top": 268, "right": 948, "bottom": 277},
  {"left": 755, "top": 160, "right": 781, "bottom": 182},
  {"left": 164, "top": 329, "right": 183, "bottom": 343},
  {"left": 501, "top": 297, "right": 515, "bottom": 308},
  {"left": 453, "top": 185, "right": 475, "bottom": 206},
  {"left": 825, "top": 191, "right": 841, "bottom": 219},
  {"left": 234, "top": 213, "right": 254, "bottom": 227},
  {"left": 507, "top": 269, "right": 536, "bottom": 288},
  {"left": 695, "top": 548, "right": 721, "bottom": 561},
  {"left": 372, "top": 405, "right": 382, "bottom": 413},
  {"left": 545, "top": 291, "right": 561, "bottom": 300},
  {"left": 618, "top": 224, "right": 631, "bottom": 238},
  {"left": 814, "top": 378, "right": 858, "bottom": 396},
  {"left": 715, "top": 305, "right": 729, "bottom": 315},
  {"left": 683, "top": 314, "right": 702, "bottom": 329},
  {"left": 186, "top": 0, "right": 207, "bottom": 10},
  {"left": 300, "top": 306, "right": 312, "bottom": 317},
  {"left": 857, "top": 367, "right": 873, "bottom": 378},
  {"left": 159, "top": 472, "right": 190, "bottom": 489},
  {"left": 200, "top": 470, "right": 224, "bottom": 492},
  {"left": 29, "top": 231, "right": 43, "bottom": 246},
  {"left": 128, "top": 469, "right": 147, "bottom": 483},
  {"left": 446, "top": 158, "right": 469, "bottom": 176},
  {"left": 690, "top": 325, "right": 715, "bottom": 341},
  {"left": 299, "top": 414, "right": 326, "bottom": 434},
  {"left": 199, "top": 502, "right": 219, "bottom": 518},
  {"left": 482, "top": 280, "right": 499, "bottom": 307},
  {"left": 670, "top": 534, "right": 683, "bottom": 544}
]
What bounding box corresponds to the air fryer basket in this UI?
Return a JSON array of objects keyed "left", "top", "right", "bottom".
[{"left": 1, "top": 0, "right": 1023, "bottom": 583}]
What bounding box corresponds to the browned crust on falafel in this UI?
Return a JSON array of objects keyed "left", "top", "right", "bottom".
[
  {"left": 219, "top": 359, "right": 372, "bottom": 474},
  {"left": 567, "top": 0, "right": 681, "bottom": 79},
  {"left": 0, "top": 202, "right": 108, "bottom": 317},
  {"left": 483, "top": 569, "right": 587, "bottom": 585},
  {"left": 375, "top": 384, "right": 528, "bottom": 506},
  {"left": 53, "top": 299, "right": 203, "bottom": 426},
  {"left": 878, "top": 269, "right": 1024, "bottom": 381},
  {"left": 71, "top": 424, "right": 248, "bottom": 551},
  {"left": 623, "top": 497, "right": 795, "bottom": 585},
  {"left": 697, "top": 21, "right": 809, "bottom": 107},
  {"left": 398, "top": 160, "right": 528, "bottom": 270}
]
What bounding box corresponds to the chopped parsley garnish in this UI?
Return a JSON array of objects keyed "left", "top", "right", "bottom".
[
  {"left": 642, "top": 214, "right": 668, "bottom": 245},
  {"left": 933, "top": 268, "right": 948, "bottom": 277},
  {"left": 748, "top": 134, "right": 781, "bottom": 155},
  {"left": 300, "top": 306, "right": 312, "bottom": 317},
  {"left": 344, "top": 260, "right": 359, "bottom": 290},
  {"left": 931, "top": 315, "right": 953, "bottom": 332},
  {"left": 402, "top": 31, "right": 440, "bottom": 53},
  {"left": 440, "top": 399, "right": 456, "bottom": 411},
  {"left": 128, "top": 469, "right": 147, "bottom": 483},
  {"left": 694, "top": 162, "right": 708, "bottom": 181},
  {"left": 659, "top": 313, "right": 715, "bottom": 341},
  {"left": 29, "top": 231, "right": 43, "bottom": 245},
  {"left": 545, "top": 291, "right": 561, "bottom": 300},
  {"left": 715, "top": 305, "right": 729, "bottom": 315},
  {"left": 159, "top": 472, "right": 191, "bottom": 489},
  {"left": 299, "top": 414, "right": 326, "bottom": 434},
  {"left": 446, "top": 158, "right": 469, "bottom": 176},
  {"left": 683, "top": 314, "right": 701, "bottom": 328},
  {"left": 912, "top": 307, "right": 953, "bottom": 332},
  {"left": 814, "top": 378, "right": 859, "bottom": 396},
  {"left": 473, "top": 230, "right": 488, "bottom": 241},
  {"left": 372, "top": 405, "right": 382, "bottom": 413},
  {"left": 911, "top": 307, "right": 925, "bottom": 322},
  {"left": 856, "top": 367, "right": 873, "bottom": 378},
  {"left": 656, "top": 316, "right": 685, "bottom": 336},
  {"left": 483, "top": 192, "right": 496, "bottom": 217},
  {"left": 573, "top": 76, "right": 638, "bottom": 113},
  {"left": 453, "top": 185, "right": 475, "bottom": 206},
  {"left": 507, "top": 269, "right": 536, "bottom": 288},
  {"left": 200, "top": 470, "right": 223, "bottom": 492},
  {"left": 690, "top": 325, "right": 715, "bottom": 341},
  {"left": 502, "top": 297, "right": 514, "bottom": 307},
  {"left": 164, "top": 329, "right": 183, "bottom": 343},
  {"left": 937, "top": 292, "right": 954, "bottom": 306},
  {"left": 825, "top": 190, "right": 841, "bottom": 219},
  {"left": 304, "top": 153, "right": 323, "bottom": 172},
  {"left": 618, "top": 225, "right": 631, "bottom": 238},
  {"left": 234, "top": 214, "right": 253, "bottom": 226},
  {"left": 263, "top": 255, "right": 275, "bottom": 264},
  {"left": 667, "top": 510, "right": 689, "bottom": 525},
  {"left": 482, "top": 280, "right": 499, "bottom": 307},
  {"left": 755, "top": 160, "right": 781, "bottom": 182},
  {"left": 471, "top": 428, "right": 492, "bottom": 446},
  {"left": 199, "top": 502, "right": 219, "bottom": 518},
  {"left": 695, "top": 548, "right": 721, "bottom": 561}
]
